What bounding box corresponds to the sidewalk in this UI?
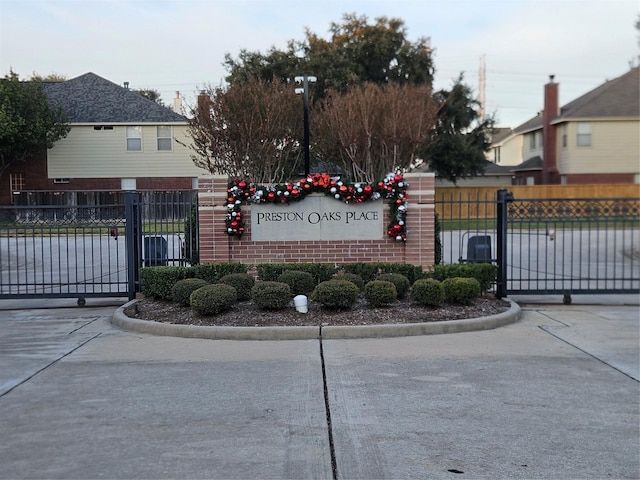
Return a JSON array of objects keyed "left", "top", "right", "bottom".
[{"left": 0, "top": 298, "right": 638, "bottom": 479}]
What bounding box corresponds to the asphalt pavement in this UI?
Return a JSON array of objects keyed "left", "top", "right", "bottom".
[{"left": 0, "top": 295, "right": 638, "bottom": 479}]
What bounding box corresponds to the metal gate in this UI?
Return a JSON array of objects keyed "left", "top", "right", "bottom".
[
  {"left": 496, "top": 190, "right": 640, "bottom": 301},
  {"left": 0, "top": 190, "right": 198, "bottom": 304},
  {"left": 436, "top": 189, "right": 640, "bottom": 301}
]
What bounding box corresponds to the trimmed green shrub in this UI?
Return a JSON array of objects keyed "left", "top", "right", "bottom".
[
  {"left": 340, "top": 263, "right": 381, "bottom": 283},
  {"left": 411, "top": 278, "right": 445, "bottom": 307},
  {"left": 140, "top": 266, "right": 190, "bottom": 300},
  {"left": 341, "top": 262, "right": 424, "bottom": 283},
  {"left": 251, "top": 282, "right": 291, "bottom": 310},
  {"left": 218, "top": 273, "right": 255, "bottom": 301},
  {"left": 191, "top": 262, "right": 247, "bottom": 283},
  {"left": 332, "top": 272, "right": 365, "bottom": 292},
  {"left": 171, "top": 278, "right": 209, "bottom": 306},
  {"left": 376, "top": 273, "right": 410, "bottom": 299},
  {"left": 189, "top": 284, "right": 237, "bottom": 316},
  {"left": 428, "top": 263, "right": 497, "bottom": 293},
  {"left": 257, "top": 263, "right": 337, "bottom": 285},
  {"left": 311, "top": 279, "right": 359, "bottom": 309},
  {"left": 277, "top": 270, "right": 315, "bottom": 296},
  {"left": 364, "top": 280, "right": 397, "bottom": 307},
  {"left": 443, "top": 277, "right": 481, "bottom": 305}
]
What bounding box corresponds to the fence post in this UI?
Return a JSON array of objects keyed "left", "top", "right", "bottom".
[
  {"left": 124, "top": 191, "right": 141, "bottom": 300},
  {"left": 496, "top": 189, "right": 513, "bottom": 299}
]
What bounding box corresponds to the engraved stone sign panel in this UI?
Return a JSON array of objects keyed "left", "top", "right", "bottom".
[{"left": 250, "top": 195, "right": 384, "bottom": 241}]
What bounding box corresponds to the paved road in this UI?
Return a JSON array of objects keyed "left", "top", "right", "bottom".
[{"left": 0, "top": 297, "right": 638, "bottom": 479}]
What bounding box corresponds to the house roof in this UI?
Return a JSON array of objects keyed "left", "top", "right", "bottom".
[
  {"left": 512, "top": 67, "right": 639, "bottom": 133},
  {"left": 511, "top": 155, "right": 543, "bottom": 172},
  {"left": 43, "top": 72, "right": 186, "bottom": 124},
  {"left": 489, "top": 127, "right": 514, "bottom": 145},
  {"left": 419, "top": 160, "right": 512, "bottom": 176},
  {"left": 483, "top": 161, "right": 513, "bottom": 175},
  {"left": 559, "top": 66, "right": 639, "bottom": 119}
]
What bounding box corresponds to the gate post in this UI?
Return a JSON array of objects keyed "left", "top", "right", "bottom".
[
  {"left": 496, "top": 189, "right": 513, "bottom": 299},
  {"left": 124, "top": 191, "right": 141, "bottom": 300}
]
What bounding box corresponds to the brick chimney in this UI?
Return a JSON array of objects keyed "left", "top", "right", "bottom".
[
  {"left": 172, "top": 91, "right": 183, "bottom": 115},
  {"left": 542, "top": 75, "right": 560, "bottom": 184},
  {"left": 196, "top": 90, "right": 211, "bottom": 122}
]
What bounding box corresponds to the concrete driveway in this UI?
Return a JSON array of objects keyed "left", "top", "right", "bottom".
[{"left": 0, "top": 296, "right": 638, "bottom": 479}]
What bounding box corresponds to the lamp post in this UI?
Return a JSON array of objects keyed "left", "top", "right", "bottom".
[{"left": 294, "top": 75, "right": 317, "bottom": 177}]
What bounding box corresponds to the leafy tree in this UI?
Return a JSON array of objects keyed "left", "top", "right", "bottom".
[
  {"left": 419, "top": 75, "right": 495, "bottom": 183},
  {"left": 29, "top": 72, "right": 67, "bottom": 82},
  {"left": 184, "top": 77, "right": 302, "bottom": 183},
  {"left": 133, "top": 88, "right": 164, "bottom": 105},
  {"left": 225, "top": 13, "right": 434, "bottom": 96},
  {"left": 0, "top": 71, "right": 70, "bottom": 179},
  {"left": 212, "top": 14, "right": 491, "bottom": 183}
]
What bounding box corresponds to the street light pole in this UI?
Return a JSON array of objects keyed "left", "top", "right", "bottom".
[{"left": 295, "top": 75, "right": 316, "bottom": 177}]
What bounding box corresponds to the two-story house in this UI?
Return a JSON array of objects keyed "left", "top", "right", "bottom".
[
  {"left": 1, "top": 72, "right": 206, "bottom": 205},
  {"left": 488, "top": 67, "right": 639, "bottom": 185}
]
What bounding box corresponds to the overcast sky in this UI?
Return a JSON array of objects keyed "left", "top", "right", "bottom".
[{"left": 1, "top": 0, "right": 638, "bottom": 127}]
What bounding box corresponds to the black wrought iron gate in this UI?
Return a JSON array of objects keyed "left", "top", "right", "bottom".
[
  {"left": 496, "top": 190, "right": 640, "bottom": 301},
  {"left": 0, "top": 190, "right": 197, "bottom": 304}
]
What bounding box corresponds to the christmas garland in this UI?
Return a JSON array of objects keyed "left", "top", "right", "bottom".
[{"left": 226, "top": 172, "right": 408, "bottom": 241}]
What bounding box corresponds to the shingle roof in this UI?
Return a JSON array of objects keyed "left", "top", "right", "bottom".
[
  {"left": 511, "top": 155, "right": 543, "bottom": 172},
  {"left": 559, "top": 67, "right": 639, "bottom": 119},
  {"left": 489, "top": 127, "right": 514, "bottom": 144},
  {"left": 512, "top": 67, "right": 639, "bottom": 131},
  {"left": 483, "top": 161, "right": 513, "bottom": 175},
  {"left": 43, "top": 72, "right": 186, "bottom": 124}
]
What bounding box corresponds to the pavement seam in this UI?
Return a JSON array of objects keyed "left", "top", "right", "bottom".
[
  {"left": 538, "top": 325, "right": 639, "bottom": 382},
  {"left": 319, "top": 324, "right": 339, "bottom": 480},
  {"left": 0, "top": 332, "right": 101, "bottom": 398}
]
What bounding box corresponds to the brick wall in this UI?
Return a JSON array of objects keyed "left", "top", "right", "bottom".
[
  {"left": 198, "top": 173, "right": 436, "bottom": 271},
  {"left": 0, "top": 151, "right": 195, "bottom": 205}
]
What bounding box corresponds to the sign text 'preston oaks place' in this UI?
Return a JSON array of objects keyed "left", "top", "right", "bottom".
[{"left": 250, "top": 195, "right": 383, "bottom": 241}]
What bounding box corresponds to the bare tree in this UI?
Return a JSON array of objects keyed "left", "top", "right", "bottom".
[
  {"left": 185, "top": 77, "right": 302, "bottom": 183},
  {"left": 313, "top": 82, "right": 438, "bottom": 182}
]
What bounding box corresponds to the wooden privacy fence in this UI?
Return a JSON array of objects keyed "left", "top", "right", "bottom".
[{"left": 436, "top": 184, "right": 640, "bottom": 220}]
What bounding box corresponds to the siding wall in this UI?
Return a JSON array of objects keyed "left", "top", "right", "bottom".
[
  {"left": 47, "top": 124, "right": 206, "bottom": 178},
  {"left": 558, "top": 120, "right": 640, "bottom": 175}
]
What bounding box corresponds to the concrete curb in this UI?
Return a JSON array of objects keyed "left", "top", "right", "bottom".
[{"left": 111, "top": 299, "right": 521, "bottom": 341}]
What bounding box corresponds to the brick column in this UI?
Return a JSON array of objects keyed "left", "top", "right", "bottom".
[
  {"left": 198, "top": 175, "right": 230, "bottom": 263},
  {"left": 403, "top": 172, "right": 435, "bottom": 270}
]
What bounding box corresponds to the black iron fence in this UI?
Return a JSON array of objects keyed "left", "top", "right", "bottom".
[
  {"left": 435, "top": 189, "right": 640, "bottom": 300},
  {"left": 0, "top": 190, "right": 198, "bottom": 304}
]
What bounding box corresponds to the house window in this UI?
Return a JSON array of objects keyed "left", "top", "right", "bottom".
[
  {"left": 562, "top": 125, "right": 567, "bottom": 147},
  {"left": 529, "top": 133, "right": 536, "bottom": 149},
  {"left": 577, "top": 122, "right": 591, "bottom": 147},
  {"left": 10, "top": 173, "right": 25, "bottom": 192},
  {"left": 53, "top": 178, "right": 70, "bottom": 184},
  {"left": 493, "top": 147, "right": 501, "bottom": 164},
  {"left": 126, "top": 126, "right": 142, "bottom": 151},
  {"left": 10, "top": 173, "right": 25, "bottom": 204},
  {"left": 157, "top": 126, "right": 172, "bottom": 151}
]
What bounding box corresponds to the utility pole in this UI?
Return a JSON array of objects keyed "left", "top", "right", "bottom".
[{"left": 479, "top": 55, "right": 486, "bottom": 120}]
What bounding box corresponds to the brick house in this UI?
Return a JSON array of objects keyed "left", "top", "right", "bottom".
[
  {"left": 488, "top": 67, "right": 640, "bottom": 185},
  {"left": 1, "top": 72, "right": 206, "bottom": 205}
]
